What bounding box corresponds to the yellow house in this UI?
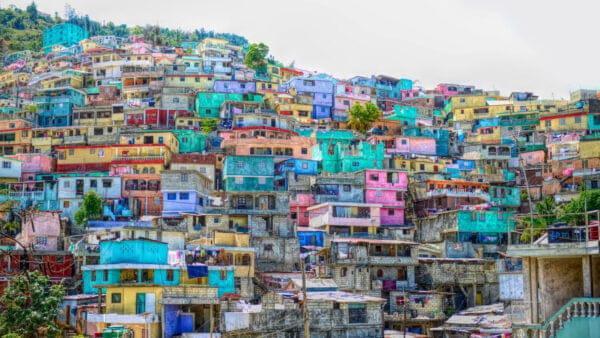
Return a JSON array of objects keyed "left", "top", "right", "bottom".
[
  {"left": 466, "top": 125, "right": 502, "bottom": 144},
  {"left": 255, "top": 80, "right": 279, "bottom": 93},
  {"left": 0, "top": 72, "right": 31, "bottom": 89},
  {"left": 393, "top": 157, "right": 449, "bottom": 174},
  {"left": 539, "top": 112, "right": 588, "bottom": 132},
  {"left": 164, "top": 74, "right": 214, "bottom": 91},
  {"left": 40, "top": 74, "right": 84, "bottom": 89},
  {"left": 79, "top": 39, "right": 103, "bottom": 52},
  {"left": 197, "top": 37, "right": 229, "bottom": 55},
  {"left": 580, "top": 138, "right": 600, "bottom": 159},
  {"left": 119, "top": 130, "right": 180, "bottom": 153},
  {"left": 95, "top": 285, "right": 162, "bottom": 338}
]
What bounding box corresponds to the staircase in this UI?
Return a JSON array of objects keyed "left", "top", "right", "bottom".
[{"left": 514, "top": 298, "right": 600, "bottom": 338}]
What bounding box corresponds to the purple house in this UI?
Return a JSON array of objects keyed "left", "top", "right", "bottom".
[
  {"left": 214, "top": 80, "right": 257, "bottom": 94},
  {"left": 286, "top": 75, "right": 335, "bottom": 120}
]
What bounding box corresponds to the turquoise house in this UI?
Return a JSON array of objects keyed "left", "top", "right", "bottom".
[
  {"left": 195, "top": 93, "right": 262, "bottom": 118},
  {"left": 155, "top": 129, "right": 208, "bottom": 153},
  {"left": 43, "top": 23, "right": 89, "bottom": 53},
  {"left": 223, "top": 155, "right": 274, "bottom": 191},
  {"left": 313, "top": 141, "right": 384, "bottom": 174},
  {"left": 490, "top": 186, "right": 521, "bottom": 207},
  {"left": 82, "top": 239, "right": 180, "bottom": 294},
  {"left": 457, "top": 210, "right": 516, "bottom": 236},
  {"left": 207, "top": 266, "right": 234, "bottom": 297}
]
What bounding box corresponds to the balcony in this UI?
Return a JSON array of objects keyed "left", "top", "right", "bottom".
[
  {"left": 112, "top": 155, "right": 165, "bottom": 162},
  {"left": 63, "top": 135, "right": 86, "bottom": 144},
  {"left": 425, "top": 188, "right": 490, "bottom": 201},
  {"left": 161, "top": 285, "right": 219, "bottom": 305},
  {"left": 32, "top": 137, "right": 62, "bottom": 147},
  {"left": 87, "top": 312, "right": 160, "bottom": 324}
]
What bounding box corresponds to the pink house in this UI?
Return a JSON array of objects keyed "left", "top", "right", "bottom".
[
  {"left": 387, "top": 137, "right": 436, "bottom": 156},
  {"left": 364, "top": 170, "right": 407, "bottom": 226},
  {"left": 9, "top": 154, "right": 55, "bottom": 181},
  {"left": 221, "top": 129, "right": 315, "bottom": 160},
  {"left": 16, "top": 211, "right": 62, "bottom": 251},
  {"left": 290, "top": 193, "right": 315, "bottom": 227},
  {"left": 519, "top": 150, "right": 546, "bottom": 166}
]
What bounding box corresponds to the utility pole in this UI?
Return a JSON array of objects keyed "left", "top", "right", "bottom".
[{"left": 301, "top": 259, "right": 310, "bottom": 338}]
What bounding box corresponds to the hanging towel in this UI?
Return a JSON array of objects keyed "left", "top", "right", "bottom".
[{"left": 187, "top": 265, "right": 208, "bottom": 278}]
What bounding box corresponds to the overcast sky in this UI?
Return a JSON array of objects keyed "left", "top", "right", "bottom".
[{"left": 5, "top": 0, "right": 598, "bottom": 99}]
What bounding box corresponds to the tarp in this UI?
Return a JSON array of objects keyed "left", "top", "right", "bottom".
[{"left": 187, "top": 265, "right": 208, "bottom": 278}]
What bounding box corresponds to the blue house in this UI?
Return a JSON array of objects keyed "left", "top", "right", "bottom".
[
  {"left": 297, "top": 229, "right": 326, "bottom": 248},
  {"left": 34, "top": 88, "right": 86, "bottom": 127},
  {"left": 287, "top": 75, "right": 335, "bottom": 120},
  {"left": 207, "top": 266, "right": 235, "bottom": 297},
  {"left": 82, "top": 239, "right": 180, "bottom": 294}
]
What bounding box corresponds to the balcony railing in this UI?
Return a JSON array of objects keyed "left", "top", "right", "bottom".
[{"left": 112, "top": 155, "right": 165, "bottom": 162}]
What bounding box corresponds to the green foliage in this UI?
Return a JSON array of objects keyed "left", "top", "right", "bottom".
[
  {"left": 201, "top": 118, "right": 219, "bottom": 134},
  {"left": 74, "top": 191, "right": 102, "bottom": 227},
  {"left": 347, "top": 102, "right": 381, "bottom": 134},
  {"left": 519, "top": 195, "right": 557, "bottom": 242},
  {"left": 24, "top": 105, "right": 37, "bottom": 113},
  {"left": 0, "top": 271, "right": 66, "bottom": 337},
  {"left": 0, "top": 3, "right": 248, "bottom": 54},
  {"left": 560, "top": 189, "right": 600, "bottom": 224},
  {"left": 244, "top": 42, "right": 269, "bottom": 71}
]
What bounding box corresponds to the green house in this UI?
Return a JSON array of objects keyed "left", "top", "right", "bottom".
[
  {"left": 223, "top": 156, "right": 274, "bottom": 191},
  {"left": 313, "top": 140, "right": 384, "bottom": 174}
]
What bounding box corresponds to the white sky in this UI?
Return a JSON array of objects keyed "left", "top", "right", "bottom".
[{"left": 4, "top": 0, "right": 598, "bottom": 99}]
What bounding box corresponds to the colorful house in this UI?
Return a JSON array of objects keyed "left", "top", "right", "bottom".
[
  {"left": 43, "top": 23, "right": 89, "bottom": 53},
  {"left": 363, "top": 169, "right": 408, "bottom": 226}
]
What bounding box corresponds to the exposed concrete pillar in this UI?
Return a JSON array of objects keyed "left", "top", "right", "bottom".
[
  {"left": 583, "top": 255, "right": 592, "bottom": 297},
  {"left": 530, "top": 257, "right": 539, "bottom": 323}
]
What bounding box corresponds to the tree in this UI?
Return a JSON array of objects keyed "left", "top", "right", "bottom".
[
  {"left": 347, "top": 102, "right": 381, "bottom": 134},
  {"left": 244, "top": 42, "right": 269, "bottom": 71},
  {"left": 73, "top": 191, "right": 102, "bottom": 227},
  {"left": 0, "top": 271, "right": 66, "bottom": 337},
  {"left": 25, "top": 2, "right": 37, "bottom": 21},
  {"left": 519, "top": 195, "right": 557, "bottom": 242},
  {"left": 201, "top": 118, "right": 219, "bottom": 134}
]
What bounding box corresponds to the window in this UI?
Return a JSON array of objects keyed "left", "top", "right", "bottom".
[
  {"left": 376, "top": 269, "right": 384, "bottom": 278},
  {"left": 90, "top": 180, "right": 97, "bottom": 188},
  {"left": 91, "top": 271, "right": 97, "bottom": 281},
  {"left": 545, "top": 120, "right": 551, "bottom": 127},
  {"left": 103, "top": 270, "right": 108, "bottom": 281},
  {"left": 479, "top": 213, "right": 486, "bottom": 221},
  {"left": 559, "top": 118, "right": 566, "bottom": 125},
  {"left": 343, "top": 185, "right": 351, "bottom": 192},
  {"left": 2, "top": 161, "right": 11, "bottom": 169},
  {"left": 258, "top": 177, "right": 267, "bottom": 184},
  {"left": 22, "top": 130, "right": 28, "bottom": 137},
  {"left": 401, "top": 139, "right": 407, "bottom": 145},
  {"left": 258, "top": 162, "right": 266, "bottom": 168},
  {"left": 352, "top": 161, "right": 360, "bottom": 167},
  {"left": 35, "top": 236, "right": 48, "bottom": 246},
  {"left": 181, "top": 173, "right": 189, "bottom": 182},
  {"left": 111, "top": 293, "right": 122, "bottom": 303},
  {"left": 388, "top": 209, "right": 395, "bottom": 215},
  {"left": 64, "top": 180, "right": 70, "bottom": 188},
  {"left": 376, "top": 190, "right": 383, "bottom": 197},
  {"left": 397, "top": 267, "right": 407, "bottom": 280},
  {"left": 302, "top": 162, "right": 309, "bottom": 169},
  {"left": 340, "top": 267, "right": 347, "bottom": 277},
  {"left": 167, "top": 193, "right": 177, "bottom": 200},
  {"left": 348, "top": 304, "right": 367, "bottom": 323},
  {"left": 264, "top": 244, "right": 273, "bottom": 251},
  {"left": 419, "top": 164, "right": 425, "bottom": 170},
  {"left": 179, "top": 192, "right": 189, "bottom": 200},
  {"left": 154, "top": 197, "right": 160, "bottom": 206},
  {"left": 301, "top": 148, "right": 308, "bottom": 155},
  {"left": 574, "top": 116, "right": 582, "bottom": 123},
  {"left": 213, "top": 217, "right": 220, "bottom": 224},
  {"left": 220, "top": 270, "right": 227, "bottom": 280},
  {"left": 370, "top": 174, "right": 379, "bottom": 181},
  {"left": 98, "top": 150, "right": 105, "bottom": 157},
  {"left": 63, "top": 201, "right": 70, "bottom": 208},
  {"left": 236, "top": 161, "right": 244, "bottom": 168},
  {"left": 166, "top": 270, "right": 174, "bottom": 281},
  {"left": 102, "top": 180, "right": 112, "bottom": 188},
  {"left": 235, "top": 177, "right": 244, "bottom": 184}
]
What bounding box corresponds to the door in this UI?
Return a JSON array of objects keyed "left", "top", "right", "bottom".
[
  {"left": 145, "top": 293, "right": 156, "bottom": 313},
  {"left": 135, "top": 293, "right": 146, "bottom": 314}
]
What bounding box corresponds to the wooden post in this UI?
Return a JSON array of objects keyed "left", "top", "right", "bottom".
[{"left": 209, "top": 304, "right": 214, "bottom": 338}]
